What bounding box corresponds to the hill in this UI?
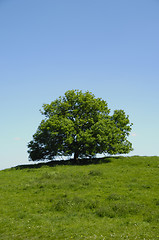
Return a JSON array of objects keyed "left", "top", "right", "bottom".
[{"left": 0, "top": 156, "right": 159, "bottom": 239}]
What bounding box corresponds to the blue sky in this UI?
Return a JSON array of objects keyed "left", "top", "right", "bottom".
[{"left": 0, "top": 0, "right": 159, "bottom": 170}]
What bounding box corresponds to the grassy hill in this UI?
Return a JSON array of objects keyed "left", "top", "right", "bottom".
[{"left": 0, "top": 156, "right": 159, "bottom": 240}]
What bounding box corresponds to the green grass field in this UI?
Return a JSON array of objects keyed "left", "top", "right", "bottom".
[{"left": 0, "top": 156, "right": 159, "bottom": 239}]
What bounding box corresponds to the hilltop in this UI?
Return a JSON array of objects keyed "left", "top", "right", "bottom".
[{"left": 0, "top": 156, "right": 159, "bottom": 239}]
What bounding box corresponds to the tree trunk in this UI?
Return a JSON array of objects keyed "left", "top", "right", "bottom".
[{"left": 74, "top": 151, "right": 78, "bottom": 161}]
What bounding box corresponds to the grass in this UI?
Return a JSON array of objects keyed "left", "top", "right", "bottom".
[{"left": 0, "top": 156, "right": 159, "bottom": 239}]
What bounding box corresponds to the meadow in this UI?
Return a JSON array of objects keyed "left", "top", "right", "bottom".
[{"left": 0, "top": 156, "right": 159, "bottom": 240}]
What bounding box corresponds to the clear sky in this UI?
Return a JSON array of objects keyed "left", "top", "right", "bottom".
[{"left": 0, "top": 0, "right": 159, "bottom": 170}]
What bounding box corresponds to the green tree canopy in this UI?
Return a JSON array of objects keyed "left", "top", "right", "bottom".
[{"left": 28, "top": 90, "right": 133, "bottom": 161}]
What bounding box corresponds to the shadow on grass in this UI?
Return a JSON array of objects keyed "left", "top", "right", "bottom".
[{"left": 14, "top": 157, "right": 119, "bottom": 170}]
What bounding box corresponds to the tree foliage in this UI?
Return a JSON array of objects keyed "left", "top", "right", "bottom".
[{"left": 28, "top": 90, "right": 133, "bottom": 161}]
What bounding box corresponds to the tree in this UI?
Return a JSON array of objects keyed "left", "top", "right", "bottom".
[{"left": 28, "top": 90, "right": 133, "bottom": 161}]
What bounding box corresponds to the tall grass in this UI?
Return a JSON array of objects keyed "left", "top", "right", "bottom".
[{"left": 0, "top": 156, "right": 159, "bottom": 239}]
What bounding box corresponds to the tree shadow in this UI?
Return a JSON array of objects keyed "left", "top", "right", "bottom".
[{"left": 14, "top": 157, "right": 120, "bottom": 170}]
